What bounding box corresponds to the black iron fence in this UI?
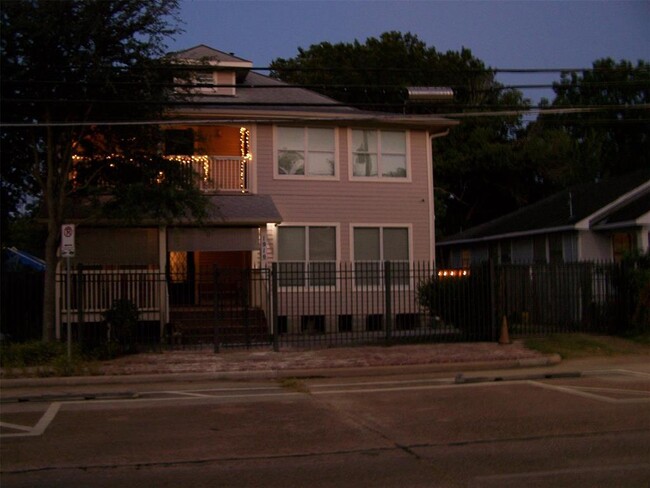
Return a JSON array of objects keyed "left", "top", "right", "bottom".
[{"left": 1, "top": 260, "right": 640, "bottom": 349}]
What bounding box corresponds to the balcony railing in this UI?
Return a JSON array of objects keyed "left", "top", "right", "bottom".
[{"left": 168, "top": 155, "right": 250, "bottom": 193}]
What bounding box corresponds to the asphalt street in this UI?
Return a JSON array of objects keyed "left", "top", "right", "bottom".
[{"left": 2, "top": 357, "right": 650, "bottom": 487}]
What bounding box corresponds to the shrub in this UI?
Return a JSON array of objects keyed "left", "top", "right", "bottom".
[
  {"left": 0, "top": 340, "right": 66, "bottom": 368},
  {"left": 622, "top": 251, "right": 650, "bottom": 335},
  {"left": 417, "top": 264, "right": 492, "bottom": 340},
  {"left": 103, "top": 298, "right": 139, "bottom": 355}
]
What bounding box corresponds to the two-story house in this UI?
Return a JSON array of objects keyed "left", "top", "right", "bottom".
[{"left": 57, "top": 45, "right": 456, "bottom": 342}]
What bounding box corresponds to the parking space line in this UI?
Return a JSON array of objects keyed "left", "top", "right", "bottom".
[
  {"left": 1, "top": 402, "right": 61, "bottom": 438},
  {"left": 528, "top": 381, "right": 650, "bottom": 404}
]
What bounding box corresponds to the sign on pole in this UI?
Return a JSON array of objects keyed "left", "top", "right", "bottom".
[
  {"left": 61, "top": 224, "right": 75, "bottom": 257},
  {"left": 61, "top": 224, "right": 75, "bottom": 359}
]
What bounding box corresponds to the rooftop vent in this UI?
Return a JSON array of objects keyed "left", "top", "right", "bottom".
[{"left": 406, "top": 86, "right": 454, "bottom": 102}]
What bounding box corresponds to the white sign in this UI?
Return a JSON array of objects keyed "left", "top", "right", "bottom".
[{"left": 61, "top": 224, "right": 76, "bottom": 257}]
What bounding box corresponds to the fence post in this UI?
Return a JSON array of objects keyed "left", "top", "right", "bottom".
[
  {"left": 213, "top": 266, "right": 220, "bottom": 353},
  {"left": 76, "top": 263, "right": 84, "bottom": 347},
  {"left": 271, "top": 262, "right": 279, "bottom": 352},
  {"left": 242, "top": 268, "right": 251, "bottom": 349},
  {"left": 489, "top": 259, "right": 497, "bottom": 342},
  {"left": 384, "top": 261, "right": 393, "bottom": 345}
]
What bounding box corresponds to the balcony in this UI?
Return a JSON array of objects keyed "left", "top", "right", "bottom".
[{"left": 167, "top": 155, "right": 251, "bottom": 193}]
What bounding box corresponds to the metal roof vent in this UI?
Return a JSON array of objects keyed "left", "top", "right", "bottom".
[{"left": 407, "top": 86, "right": 454, "bottom": 102}]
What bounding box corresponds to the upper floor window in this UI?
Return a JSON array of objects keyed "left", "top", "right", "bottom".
[
  {"left": 276, "top": 127, "right": 336, "bottom": 178},
  {"left": 352, "top": 129, "right": 407, "bottom": 179}
]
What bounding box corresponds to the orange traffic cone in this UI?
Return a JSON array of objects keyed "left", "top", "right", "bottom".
[{"left": 498, "top": 315, "right": 511, "bottom": 345}]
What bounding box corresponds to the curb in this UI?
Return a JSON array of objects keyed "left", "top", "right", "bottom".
[{"left": 0, "top": 354, "right": 561, "bottom": 390}]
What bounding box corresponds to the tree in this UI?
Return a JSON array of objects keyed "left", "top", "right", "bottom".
[
  {"left": 526, "top": 58, "right": 650, "bottom": 187},
  {"left": 270, "top": 32, "right": 531, "bottom": 236},
  {"left": 1, "top": 0, "right": 206, "bottom": 341}
]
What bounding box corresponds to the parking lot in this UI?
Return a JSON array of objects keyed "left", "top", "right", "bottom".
[{"left": 2, "top": 361, "right": 650, "bottom": 487}]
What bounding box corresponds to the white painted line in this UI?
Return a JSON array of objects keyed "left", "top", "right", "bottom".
[
  {"left": 472, "top": 462, "right": 650, "bottom": 485},
  {"left": 62, "top": 391, "right": 305, "bottom": 406},
  {"left": 311, "top": 381, "right": 521, "bottom": 396},
  {"left": 0, "top": 421, "right": 34, "bottom": 432},
  {"left": 1, "top": 402, "right": 61, "bottom": 438},
  {"left": 528, "top": 381, "right": 650, "bottom": 404},
  {"left": 572, "top": 386, "right": 650, "bottom": 396},
  {"left": 309, "top": 378, "right": 453, "bottom": 389},
  {"left": 584, "top": 369, "right": 650, "bottom": 378},
  {"left": 159, "top": 391, "right": 234, "bottom": 398}
]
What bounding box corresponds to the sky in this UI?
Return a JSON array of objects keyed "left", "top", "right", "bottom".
[{"left": 167, "top": 0, "right": 650, "bottom": 104}]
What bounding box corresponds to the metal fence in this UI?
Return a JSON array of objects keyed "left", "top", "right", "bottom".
[
  {"left": 1, "top": 260, "right": 636, "bottom": 349},
  {"left": 497, "top": 262, "right": 629, "bottom": 336}
]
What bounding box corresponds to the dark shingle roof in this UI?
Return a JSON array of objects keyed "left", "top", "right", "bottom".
[
  {"left": 439, "top": 170, "right": 650, "bottom": 245},
  {"left": 592, "top": 191, "right": 650, "bottom": 228},
  {"left": 169, "top": 45, "right": 252, "bottom": 64},
  {"left": 168, "top": 45, "right": 456, "bottom": 130}
]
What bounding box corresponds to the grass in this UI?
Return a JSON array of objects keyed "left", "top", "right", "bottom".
[
  {"left": 524, "top": 333, "right": 650, "bottom": 360},
  {"left": 0, "top": 341, "right": 100, "bottom": 378}
]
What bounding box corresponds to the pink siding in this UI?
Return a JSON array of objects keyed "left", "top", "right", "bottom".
[{"left": 255, "top": 125, "right": 434, "bottom": 262}]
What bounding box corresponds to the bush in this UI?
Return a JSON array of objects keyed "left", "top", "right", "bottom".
[
  {"left": 417, "top": 264, "right": 492, "bottom": 340},
  {"left": 0, "top": 341, "right": 98, "bottom": 377},
  {"left": 102, "top": 298, "right": 139, "bottom": 355},
  {"left": 0, "top": 340, "right": 66, "bottom": 368},
  {"left": 622, "top": 251, "right": 650, "bottom": 335}
]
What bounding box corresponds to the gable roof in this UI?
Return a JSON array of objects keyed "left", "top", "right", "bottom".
[
  {"left": 167, "top": 45, "right": 457, "bottom": 133},
  {"left": 438, "top": 170, "right": 650, "bottom": 246},
  {"left": 169, "top": 44, "right": 252, "bottom": 65}
]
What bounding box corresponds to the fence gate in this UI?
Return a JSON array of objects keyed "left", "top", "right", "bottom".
[{"left": 167, "top": 267, "right": 272, "bottom": 349}]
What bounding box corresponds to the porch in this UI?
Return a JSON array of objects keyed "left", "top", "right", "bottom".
[{"left": 167, "top": 155, "right": 251, "bottom": 193}]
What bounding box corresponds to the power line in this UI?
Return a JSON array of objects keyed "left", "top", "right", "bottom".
[{"left": 2, "top": 105, "right": 648, "bottom": 127}]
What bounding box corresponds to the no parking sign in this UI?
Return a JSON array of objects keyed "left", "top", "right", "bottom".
[{"left": 61, "top": 224, "right": 76, "bottom": 257}]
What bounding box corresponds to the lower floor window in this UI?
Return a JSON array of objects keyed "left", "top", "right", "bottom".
[
  {"left": 353, "top": 227, "right": 410, "bottom": 286},
  {"left": 277, "top": 226, "right": 336, "bottom": 287}
]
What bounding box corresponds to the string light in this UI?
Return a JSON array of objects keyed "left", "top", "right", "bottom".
[
  {"left": 437, "top": 269, "right": 469, "bottom": 278},
  {"left": 239, "top": 127, "right": 251, "bottom": 193}
]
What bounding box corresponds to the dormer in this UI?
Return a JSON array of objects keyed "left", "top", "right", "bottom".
[{"left": 169, "top": 44, "right": 253, "bottom": 96}]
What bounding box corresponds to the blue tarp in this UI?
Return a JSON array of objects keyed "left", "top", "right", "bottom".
[{"left": 2, "top": 247, "right": 46, "bottom": 271}]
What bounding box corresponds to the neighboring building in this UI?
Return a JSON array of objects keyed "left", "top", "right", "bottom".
[
  {"left": 437, "top": 170, "right": 650, "bottom": 267},
  {"left": 57, "top": 45, "right": 456, "bottom": 338}
]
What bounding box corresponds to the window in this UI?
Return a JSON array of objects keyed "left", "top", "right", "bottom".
[
  {"left": 612, "top": 232, "right": 636, "bottom": 262},
  {"left": 562, "top": 234, "right": 578, "bottom": 262},
  {"left": 352, "top": 129, "right": 407, "bottom": 179},
  {"left": 353, "top": 226, "right": 409, "bottom": 286},
  {"left": 277, "top": 226, "right": 337, "bottom": 286},
  {"left": 512, "top": 239, "right": 533, "bottom": 264},
  {"left": 277, "top": 127, "right": 336, "bottom": 177}
]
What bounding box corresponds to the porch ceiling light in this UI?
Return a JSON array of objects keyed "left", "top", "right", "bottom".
[{"left": 406, "top": 87, "right": 454, "bottom": 103}]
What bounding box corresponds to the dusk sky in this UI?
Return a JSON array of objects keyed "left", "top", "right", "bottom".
[{"left": 168, "top": 0, "right": 650, "bottom": 104}]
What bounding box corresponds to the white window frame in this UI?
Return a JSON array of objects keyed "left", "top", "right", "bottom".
[
  {"left": 276, "top": 224, "right": 340, "bottom": 289},
  {"left": 349, "top": 129, "right": 411, "bottom": 182},
  {"left": 350, "top": 224, "right": 412, "bottom": 289},
  {"left": 274, "top": 126, "right": 338, "bottom": 180}
]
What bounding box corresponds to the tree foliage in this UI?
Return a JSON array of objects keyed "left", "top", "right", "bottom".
[
  {"left": 0, "top": 0, "right": 206, "bottom": 340},
  {"left": 527, "top": 58, "right": 650, "bottom": 187}
]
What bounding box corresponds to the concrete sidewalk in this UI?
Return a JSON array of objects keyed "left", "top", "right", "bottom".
[{"left": 1, "top": 340, "right": 560, "bottom": 390}]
